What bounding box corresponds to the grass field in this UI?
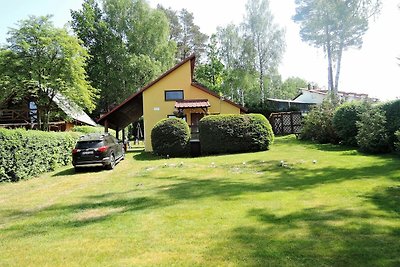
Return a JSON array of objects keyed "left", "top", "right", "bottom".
[{"left": 0, "top": 136, "right": 399, "bottom": 266}]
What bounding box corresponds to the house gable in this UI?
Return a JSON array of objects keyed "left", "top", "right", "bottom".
[{"left": 97, "top": 54, "right": 246, "bottom": 151}]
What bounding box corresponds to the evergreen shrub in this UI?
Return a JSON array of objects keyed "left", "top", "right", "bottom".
[
  {"left": 333, "top": 101, "right": 367, "bottom": 146},
  {"left": 356, "top": 106, "right": 390, "bottom": 153},
  {"left": 301, "top": 101, "right": 339, "bottom": 144},
  {"left": 151, "top": 118, "right": 190, "bottom": 157},
  {"left": 199, "top": 114, "right": 274, "bottom": 155}
]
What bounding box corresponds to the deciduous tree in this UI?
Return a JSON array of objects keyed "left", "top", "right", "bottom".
[
  {"left": 243, "top": 0, "right": 285, "bottom": 104},
  {"left": 194, "top": 35, "right": 224, "bottom": 93},
  {"left": 71, "top": 0, "right": 176, "bottom": 114},
  {"left": 1, "top": 15, "right": 96, "bottom": 130}
]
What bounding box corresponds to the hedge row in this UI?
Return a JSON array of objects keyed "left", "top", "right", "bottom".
[
  {"left": 0, "top": 129, "right": 80, "bottom": 182},
  {"left": 301, "top": 99, "right": 400, "bottom": 153},
  {"left": 199, "top": 114, "right": 274, "bottom": 155}
]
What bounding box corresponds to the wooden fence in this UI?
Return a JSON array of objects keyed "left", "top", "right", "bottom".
[{"left": 269, "top": 111, "right": 303, "bottom": 135}]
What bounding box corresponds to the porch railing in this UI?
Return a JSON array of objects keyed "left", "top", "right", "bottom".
[{"left": 0, "top": 109, "right": 30, "bottom": 122}]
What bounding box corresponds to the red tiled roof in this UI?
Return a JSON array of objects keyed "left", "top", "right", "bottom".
[{"left": 175, "top": 99, "right": 210, "bottom": 109}]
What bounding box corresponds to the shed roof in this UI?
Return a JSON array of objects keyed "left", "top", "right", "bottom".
[{"left": 52, "top": 92, "right": 97, "bottom": 126}]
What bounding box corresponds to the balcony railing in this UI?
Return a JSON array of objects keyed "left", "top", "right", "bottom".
[{"left": 0, "top": 109, "right": 30, "bottom": 122}]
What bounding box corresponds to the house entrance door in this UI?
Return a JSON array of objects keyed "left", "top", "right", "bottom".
[{"left": 190, "top": 113, "right": 204, "bottom": 139}]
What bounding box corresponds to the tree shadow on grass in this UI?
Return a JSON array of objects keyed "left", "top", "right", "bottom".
[
  {"left": 366, "top": 185, "right": 400, "bottom": 216},
  {"left": 157, "top": 159, "right": 399, "bottom": 201},
  {"left": 208, "top": 207, "right": 400, "bottom": 266},
  {"left": 1, "top": 194, "right": 170, "bottom": 239},
  {"left": 53, "top": 166, "right": 104, "bottom": 176},
  {"left": 133, "top": 151, "right": 163, "bottom": 161}
]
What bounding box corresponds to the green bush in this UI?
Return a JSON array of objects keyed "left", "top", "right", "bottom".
[
  {"left": 0, "top": 129, "right": 80, "bottom": 182},
  {"left": 333, "top": 101, "right": 368, "bottom": 146},
  {"left": 380, "top": 100, "right": 400, "bottom": 149},
  {"left": 199, "top": 114, "right": 274, "bottom": 155},
  {"left": 356, "top": 106, "right": 390, "bottom": 153},
  {"left": 151, "top": 118, "right": 190, "bottom": 157},
  {"left": 394, "top": 130, "right": 400, "bottom": 152},
  {"left": 301, "top": 101, "right": 339, "bottom": 144}
]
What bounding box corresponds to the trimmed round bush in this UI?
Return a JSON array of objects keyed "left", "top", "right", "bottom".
[
  {"left": 199, "top": 114, "right": 274, "bottom": 155},
  {"left": 333, "top": 101, "right": 368, "bottom": 146},
  {"left": 151, "top": 118, "right": 190, "bottom": 157}
]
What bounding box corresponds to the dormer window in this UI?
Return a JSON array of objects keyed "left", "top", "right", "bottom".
[{"left": 165, "top": 90, "right": 184, "bottom": 101}]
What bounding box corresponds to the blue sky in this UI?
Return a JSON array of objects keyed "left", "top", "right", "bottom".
[{"left": 1, "top": 0, "right": 399, "bottom": 100}]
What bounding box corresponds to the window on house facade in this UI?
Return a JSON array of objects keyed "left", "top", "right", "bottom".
[{"left": 165, "top": 90, "right": 184, "bottom": 101}]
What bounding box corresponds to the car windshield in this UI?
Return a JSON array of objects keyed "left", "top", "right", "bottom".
[{"left": 75, "top": 140, "right": 104, "bottom": 149}]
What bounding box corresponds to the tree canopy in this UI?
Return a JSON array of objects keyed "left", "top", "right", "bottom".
[
  {"left": 0, "top": 15, "right": 96, "bottom": 130},
  {"left": 158, "top": 5, "right": 208, "bottom": 61},
  {"left": 71, "top": 0, "right": 176, "bottom": 114},
  {"left": 244, "top": 0, "right": 286, "bottom": 104}
]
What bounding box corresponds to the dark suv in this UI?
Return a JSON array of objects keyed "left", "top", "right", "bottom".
[{"left": 72, "top": 133, "right": 124, "bottom": 170}]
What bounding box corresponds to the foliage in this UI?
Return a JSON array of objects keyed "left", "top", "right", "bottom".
[
  {"left": 214, "top": 0, "right": 286, "bottom": 107},
  {"left": 380, "top": 99, "right": 400, "bottom": 149},
  {"left": 151, "top": 118, "right": 190, "bottom": 157},
  {"left": 293, "top": 0, "right": 381, "bottom": 95},
  {"left": 0, "top": 15, "right": 96, "bottom": 130},
  {"left": 333, "top": 101, "right": 368, "bottom": 146},
  {"left": 194, "top": 34, "right": 225, "bottom": 93},
  {"left": 279, "top": 77, "right": 308, "bottom": 99},
  {"left": 71, "top": 0, "right": 176, "bottom": 115},
  {"left": 0, "top": 128, "right": 79, "bottom": 182},
  {"left": 356, "top": 106, "right": 389, "bottom": 153},
  {"left": 199, "top": 114, "right": 274, "bottom": 155},
  {"left": 395, "top": 130, "right": 400, "bottom": 152},
  {"left": 158, "top": 5, "right": 208, "bottom": 61},
  {"left": 217, "top": 23, "right": 258, "bottom": 106},
  {"left": 301, "top": 101, "right": 339, "bottom": 144},
  {"left": 243, "top": 0, "right": 285, "bottom": 103},
  {"left": 72, "top": 125, "right": 116, "bottom": 136}
]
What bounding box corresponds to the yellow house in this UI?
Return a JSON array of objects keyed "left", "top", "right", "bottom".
[{"left": 98, "top": 54, "right": 246, "bottom": 151}]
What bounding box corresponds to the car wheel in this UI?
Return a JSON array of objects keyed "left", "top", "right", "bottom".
[{"left": 106, "top": 154, "right": 116, "bottom": 170}]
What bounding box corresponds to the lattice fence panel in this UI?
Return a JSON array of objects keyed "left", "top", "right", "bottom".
[{"left": 269, "top": 112, "right": 303, "bottom": 135}]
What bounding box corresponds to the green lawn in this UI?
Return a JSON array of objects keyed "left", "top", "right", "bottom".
[{"left": 0, "top": 136, "right": 399, "bottom": 266}]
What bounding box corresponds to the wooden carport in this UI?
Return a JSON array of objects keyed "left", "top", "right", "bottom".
[{"left": 97, "top": 92, "right": 143, "bottom": 141}]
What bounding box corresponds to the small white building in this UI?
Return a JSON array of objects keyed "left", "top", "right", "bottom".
[{"left": 293, "top": 88, "right": 378, "bottom": 104}]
